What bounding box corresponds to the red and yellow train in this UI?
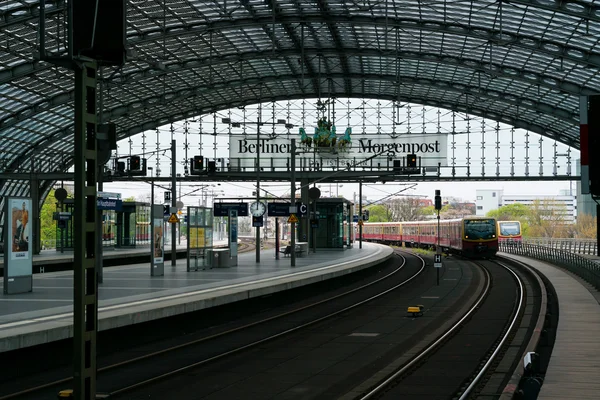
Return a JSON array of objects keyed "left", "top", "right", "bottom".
[
  {"left": 497, "top": 220, "right": 522, "bottom": 244},
  {"left": 359, "top": 216, "right": 498, "bottom": 258}
]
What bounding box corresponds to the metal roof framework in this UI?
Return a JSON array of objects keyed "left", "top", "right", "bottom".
[{"left": 1, "top": 0, "right": 600, "bottom": 204}]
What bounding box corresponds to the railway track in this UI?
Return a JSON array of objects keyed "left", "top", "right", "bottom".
[
  {"left": 351, "top": 257, "right": 545, "bottom": 400},
  {"left": 1, "top": 249, "right": 417, "bottom": 400},
  {"left": 2, "top": 252, "right": 546, "bottom": 400}
]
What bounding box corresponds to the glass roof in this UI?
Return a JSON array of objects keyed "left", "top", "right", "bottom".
[{"left": 0, "top": 0, "right": 599, "bottom": 196}]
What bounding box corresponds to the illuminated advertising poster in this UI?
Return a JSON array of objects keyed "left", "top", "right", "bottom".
[
  {"left": 4, "top": 197, "right": 33, "bottom": 294},
  {"left": 10, "top": 198, "right": 31, "bottom": 263},
  {"left": 189, "top": 227, "right": 205, "bottom": 249},
  {"left": 153, "top": 218, "right": 164, "bottom": 264}
]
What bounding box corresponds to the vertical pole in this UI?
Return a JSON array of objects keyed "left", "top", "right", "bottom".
[
  {"left": 96, "top": 172, "right": 103, "bottom": 283},
  {"left": 256, "top": 113, "right": 261, "bottom": 263},
  {"left": 73, "top": 60, "right": 98, "bottom": 400},
  {"left": 597, "top": 203, "right": 600, "bottom": 256},
  {"left": 171, "top": 140, "right": 176, "bottom": 266},
  {"left": 291, "top": 139, "right": 296, "bottom": 267},
  {"left": 359, "top": 182, "right": 363, "bottom": 249},
  {"left": 275, "top": 217, "right": 280, "bottom": 260},
  {"left": 30, "top": 176, "right": 40, "bottom": 255},
  {"left": 437, "top": 211, "right": 440, "bottom": 286},
  {"left": 435, "top": 189, "right": 442, "bottom": 286}
]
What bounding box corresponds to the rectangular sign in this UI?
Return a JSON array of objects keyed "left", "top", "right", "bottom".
[
  {"left": 434, "top": 253, "right": 442, "bottom": 268},
  {"left": 4, "top": 197, "right": 33, "bottom": 294},
  {"left": 97, "top": 198, "right": 123, "bottom": 211},
  {"left": 229, "top": 209, "right": 238, "bottom": 258},
  {"left": 97, "top": 191, "right": 121, "bottom": 199},
  {"left": 153, "top": 216, "right": 164, "bottom": 264},
  {"left": 267, "top": 202, "right": 307, "bottom": 217},
  {"left": 151, "top": 204, "right": 165, "bottom": 277},
  {"left": 229, "top": 133, "right": 448, "bottom": 170},
  {"left": 213, "top": 202, "right": 248, "bottom": 217}
]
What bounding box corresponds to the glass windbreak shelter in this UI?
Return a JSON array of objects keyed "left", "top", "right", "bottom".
[
  {"left": 55, "top": 200, "right": 150, "bottom": 250},
  {"left": 310, "top": 198, "right": 353, "bottom": 249},
  {"left": 116, "top": 202, "right": 150, "bottom": 247}
]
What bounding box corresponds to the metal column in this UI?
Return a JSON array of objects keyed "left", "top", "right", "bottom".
[
  {"left": 73, "top": 60, "right": 98, "bottom": 399},
  {"left": 171, "top": 140, "right": 177, "bottom": 266},
  {"left": 290, "top": 139, "right": 296, "bottom": 267}
]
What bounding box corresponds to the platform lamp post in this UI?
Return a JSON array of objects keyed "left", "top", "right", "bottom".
[
  {"left": 435, "top": 190, "right": 442, "bottom": 286},
  {"left": 148, "top": 167, "right": 154, "bottom": 205}
]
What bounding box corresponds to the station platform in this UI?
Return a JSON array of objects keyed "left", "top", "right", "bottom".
[
  {"left": 0, "top": 242, "right": 190, "bottom": 274},
  {"left": 501, "top": 253, "right": 600, "bottom": 399},
  {"left": 0, "top": 242, "right": 392, "bottom": 353}
]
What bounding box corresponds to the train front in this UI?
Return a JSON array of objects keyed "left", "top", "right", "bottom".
[
  {"left": 462, "top": 218, "right": 498, "bottom": 258},
  {"left": 498, "top": 221, "right": 522, "bottom": 247}
]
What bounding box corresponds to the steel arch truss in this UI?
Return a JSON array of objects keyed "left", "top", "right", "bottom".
[{"left": 1, "top": 0, "right": 600, "bottom": 198}]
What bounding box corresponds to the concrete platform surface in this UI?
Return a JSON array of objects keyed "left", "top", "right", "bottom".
[{"left": 0, "top": 242, "right": 392, "bottom": 352}]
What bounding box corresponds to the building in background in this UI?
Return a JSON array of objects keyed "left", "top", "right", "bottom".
[
  {"left": 476, "top": 189, "right": 577, "bottom": 223},
  {"left": 475, "top": 189, "right": 504, "bottom": 216}
]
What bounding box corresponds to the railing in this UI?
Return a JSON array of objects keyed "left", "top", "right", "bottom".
[
  {"left": 524, "top": 238, "right": 598, "bottom": 255},
  {"left": 499, "top": 242, "right": 600, "bottom": 291}
]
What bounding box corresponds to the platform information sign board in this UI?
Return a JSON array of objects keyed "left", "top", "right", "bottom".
[
  {"left": 267, "top": 202, "right": 307, "bottom": 217},
  {"left": 434, "top": 253, "right": 442, "bottom": 268},
  {"left": 214, "top": 202, "right": 248, "bottom": 217}
]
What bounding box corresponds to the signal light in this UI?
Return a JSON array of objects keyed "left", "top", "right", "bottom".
[
  {"left": 129, "top": 156, "right": 141, "bottom": 171},
  {"left": 406, "top": 154, "right": 417, "bottom": 168},
  {"left": 193, "top": 155, "right": 204, "bottom": 170},
  {"left": 191, "top": 156, "right": 204, "bottom": 175}
]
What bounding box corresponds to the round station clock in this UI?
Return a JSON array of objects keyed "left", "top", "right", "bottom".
[{"left": 250, "top": 201, "right": 267, "bottom": 217}]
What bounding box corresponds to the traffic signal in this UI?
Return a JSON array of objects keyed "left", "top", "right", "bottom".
[
  {"left": 406, "top": 154, "right": 417, "bottom": 168},
  {"left": 362, "top": 209, "right": 370, "bottom": 221},
  {"left": 207, "top": 160, "right": 217, "bottom": 173},
  {"left": 191, "top": 155, "right": 204, "bottom": 175},
  {"left": 129, "top": 156, "right": 141, "bottom": 171},
  {"left": 435, "top": 189, "right": 442, "bottom": 210}
]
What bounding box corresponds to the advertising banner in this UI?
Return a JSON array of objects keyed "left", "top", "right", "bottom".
[
  {"left": 189, "top": 227, "right": 206, "bottom": 248},
  {"left": 153, "top": 217, "right": 164, "bottom": 264},
  {"left": 4, "top": 197, "right": 33, "bottom": 294},
  {"left": 9, "top": 198, "right": 31, "bottom": 263},
  {"left": 229, "top": 133, "right": 448, "bottom": 169},
  {"left": 150, "top": 204, "right": 165, "bottom": 276}
]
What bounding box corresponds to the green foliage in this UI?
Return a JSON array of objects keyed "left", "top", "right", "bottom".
[
  {"left": 486, "top": 203, "right": 531, "bottom": 236},
  {"left": 365, "top": 204, "right": 391, "bottom": 222},
  {"left": 40, "top": 189, "right": 59, "bottom": 248}
]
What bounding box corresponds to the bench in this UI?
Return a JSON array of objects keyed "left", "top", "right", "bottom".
[
  {"left": 279, "top": 245, "right": 304, "bottom": 257},
  {"left": 407, "top": 305, "right": 425, "bottom": 317}
]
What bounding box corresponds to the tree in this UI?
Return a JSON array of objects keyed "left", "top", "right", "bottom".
[
  {"left": 387, "top": 197, "right": 427, "bottom": 221},
  {"left": 575, "top": 213, "right": 597, "bottom": 239},
  {"left": 486, "top": 203, "right": 530, "bottom": 220},
  {"left": 365, "top": 204, "right": 391, "bottom": 222},
  {"left": 525, "top": 199, "right": 570, "bottom": 238},
  {"left": 486, "top": 203, "right": 531, "bottom": 237},
  {"left": 40, "top": 189, "right": 58, "bottom": 249}
]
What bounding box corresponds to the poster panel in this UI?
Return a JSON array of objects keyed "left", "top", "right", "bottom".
[
  {"left": 153, "top": 217, "right": 164, "bottom": 264},
  {"left": 4, "top": 197, "right": 33, "bottom": 294},
  {"left": 189, "top": 227, "right": 205, "bottom": 248},
  {"left": 10, "top": 198, "right": 31, "bottom": 263}
]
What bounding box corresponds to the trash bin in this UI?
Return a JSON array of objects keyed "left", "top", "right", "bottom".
[{"left": 210, "top": 249, "right": 230, "bottom": 268}]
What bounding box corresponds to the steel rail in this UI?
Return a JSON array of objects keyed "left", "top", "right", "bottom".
[
  {"left": 1, "top": 250, "right": 423, "bottom": 400},
  {"left": 458, "top": 261, "right": 525, "bottom": 399},
  {"left": 358, "top": 259, "right": 527, "bottom": 400}
]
